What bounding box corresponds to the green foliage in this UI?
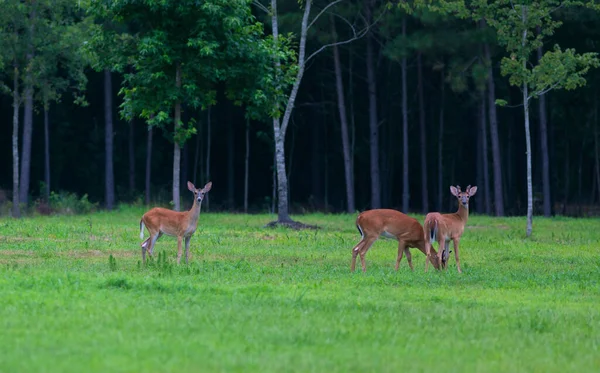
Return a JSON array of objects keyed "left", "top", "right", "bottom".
[
  {"left": 47, "top": 191, "right": 98, "bottom": 215},
  {"left": 1, "top": 211, "right": 600, "bottom": 371},
  {"left": 88, "top": 0, "right": 296, "bottom": 145}
]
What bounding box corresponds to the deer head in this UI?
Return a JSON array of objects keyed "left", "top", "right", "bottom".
[{"left": 450, "top": 185, "right": 478, "bottom": 208}]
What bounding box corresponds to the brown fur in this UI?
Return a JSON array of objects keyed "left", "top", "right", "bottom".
[
  {"left": 140, "top": 181, "right": 212, "bottom": 265},
  {"left": 424, "top": 185, "right": 477, "bottom": 273},
  {"left": 351, "top": 209, "right": 440, "bottom": 272}
]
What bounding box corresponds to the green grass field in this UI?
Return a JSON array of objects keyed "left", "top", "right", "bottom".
[{"left": 1, "top": 207, "right": 599, "bottom": 372}]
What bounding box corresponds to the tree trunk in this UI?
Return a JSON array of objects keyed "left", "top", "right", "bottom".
[
  {"left": 145, "top": 126, "right": 153, "bottom": 206},
  {"left": 522, "top": 8, "right": 533, "bottom": 237},
  {"left": 227, "top": 109, "right": 235, "bottom": 210},
  {"left": 595, "top": 94, "right": 600, "bottom": 204},
  {"left": 205, "top": 107, "right": 212, "bottom": 211},
  {"left": 104, "top": 69, "right": 115, "bottom": 210},
  {"left": 12, "top": 65, "right": 21, "bottom": 219},
  {"left": 484, "top": 42, "right": 505, "bottom": 216},
  {"left": 563, "top": 141, "right": 569, "bottom": 214},
  {"left": 537, "top": 40, "right": 551, "bottom": 217},
  {"left": 332, "top": 18, "right": 355, "bottom": 213},
  {"left": 480, "top": 92, "right": 492, "bottom": 215},
  {"left": 19, "top": 7, "right": 36, "bottom": 206},
  {"left": 417, "top": 52, "right": 429, "bottom": 213},
  {"left": 401, "top": 18, "right": 410, "bottom": 213},
  {"left": 270, "top": 0, "right": 312, "bottom": 223},
  {"left": 438, "top": 70, "right": 445, "bottom": 211},
  {"left": 44, "top": 104, "right": 50, "bottom": 202},
  {"left": 193, "top": 116, "right": 201, "bottom": 184},
  {"left": 19, "top": 84, "right": 34, "bottom": 206},
  {"left": 366, "top": 0, "right": 380, "bottom": 209},
  {"left": 128, "top": 118, "right": 135, "bottom": 194},
  {"left": 244, "top": 117, "right": 250, "bottom": 213},
  {"left": 173, "top": 65, "right": 182, "bottom": 211}
]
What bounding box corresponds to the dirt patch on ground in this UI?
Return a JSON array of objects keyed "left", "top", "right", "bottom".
[{"left": 264, "top": 220, "right": 319, "bottom": 230}]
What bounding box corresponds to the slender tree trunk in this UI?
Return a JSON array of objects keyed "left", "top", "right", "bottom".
[
  {"left": 43, "top": 103, "right": 50, "bottom": 202},
  {"left": 537, "top": 38, "right": 551, "bottom": 217},
  {"left": 476, "top": 105, "right": 484, "bottom": 214},
  {"left": 270, "top": 0, "right": 312, "bottom": 223},
  {"left": 20, "top": 84, "right": 33, "bottom": 206},
  {"left": 104, "top": 69, "right": 115, "bottom": 210},
  {"left": 594, "top": 95, "right": 600, "bottom": 204},
  {"left": 366, "top": 0, "right": 380, "bottom": 209},
  {"left": 227, "top": 107, "right": 235, "bottom": 209},
  {"left": 12, "top": 65, "right": 21, "bottom": 219},
  {"left": 173, "top": 65, "right": 182, "bottom": 211},
  {"left": 19, "top": 7, "right": 35, "bottom": 206},
  {"left": 563, "top": 141, "right": 569, "bottom": 214},
  {"left": 272, "top": 151, "right": 276, "bottom": 214},
  {"left": 205, "top": 107, "right": 211, "bottom": 211},
  {"left": 522, "top": 7, "right": 533, "bottom": 236},
  {"left": 417, "top": 52, "right": 429, "bottom": 213},
  {"left": 332, "top": 18, "right": 355, "bottom": 213},
  {"left": 128, "top": 118, "right": 135, "bottom": 194},
  {"left": 484, "top": 42, "right": 505, "bottom": 216},
  {"left": 145, "top": 126, "right": 153, "bottom": 205},
  {"left": 480, "top": 92, "right": 492, "bottom": 215},
  {"left": 438, "top": 71, "right": 445, "bottom": 211},
  {"left": 244, "top": 117, "right": 250, "bottom": 213},
  {"left": 401, "top": 18, "right": 410, "bottom": 213},
  {"left": 193, "top": 116, "right": 201, "bottom": 184}
]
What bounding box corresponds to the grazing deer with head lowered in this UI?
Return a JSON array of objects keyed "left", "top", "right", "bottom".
[
  {"left": 139, "top": 181, "right": 212, "bottom": 265},
  {"left": 424, "top": 185, "right": 477, "bottom": 273},
  {"left": 351, "top": 209, "right": 442, "bottom": 272}
]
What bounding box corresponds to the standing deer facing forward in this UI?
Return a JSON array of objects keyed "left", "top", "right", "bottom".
[
  {"left": 424, "top": 185, "right": 477, "bottom": 273},
  {"left": 351, "top": 209, "right": 441, "bottom": 272},
  {"left": 139, "top": 181, "right": 212, "bottom": 265}
]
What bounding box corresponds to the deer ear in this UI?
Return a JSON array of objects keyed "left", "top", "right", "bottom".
[
  {"left": 468, "top": 186, "right": 478, "bottom": 196},
  {"left": 450, "top": 186, "right": 459, "bottom": 197},
  {"left": 202, "top": 181, "right": 212, "bottom": 193},
  {"left": 187, "top": 181, "right": 196, "bottom": 192}
]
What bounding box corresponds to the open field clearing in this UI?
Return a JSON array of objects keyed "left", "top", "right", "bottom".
[{"left": 1, "top": 208, "right": 599, "bottom": 372}]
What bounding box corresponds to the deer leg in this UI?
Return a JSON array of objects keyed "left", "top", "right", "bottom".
[
  {"left": 184, "top": 236, "right": 191, "bottom": 265},
  {"left": 424, "top": 240, "right": 432, "bottom": 272},
  {"left": 404, "top": 247, "right": 414, "bottom": 271},
  {"left": 146, "top": 232, "right": 160, "bottom": 258},
  {"left": 395, "top": 241, "right": 407, "bottom": 271},
  {"left": 177, "top": 236, "right": 183, "bottom": 265},
  {"left": 359, "top": 237, "right": 377, "bottom": 273},
  {"left": 437, "top": 238, "right": 445, "bottom": 270},
  {"left": 351, "top": 238, "right": 366, "bottom": 272},
  {"left": 453, "top": 237, "right": 462, "bottom": 273},
  {"left": 141, "top": 245, "right": 147, "bottom": 265}
]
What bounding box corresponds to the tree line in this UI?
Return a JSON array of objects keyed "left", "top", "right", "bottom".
[{"left": 1, "top": 0, "right": 600, "bottom": 233}]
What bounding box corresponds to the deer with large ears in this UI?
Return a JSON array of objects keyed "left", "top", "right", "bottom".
[
  {"left": 139, "top": 181, "right": 212, "bottom": 265},
  {"left": 424, "top": 185, "right": 477, "bottom": 273},
  {"left": 351, "top": 209, "right": 442, "bottom": 272}
]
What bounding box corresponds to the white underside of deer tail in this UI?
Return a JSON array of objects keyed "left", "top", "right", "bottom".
[
  {"left": 140, "top": 221, "right": 145, "bottom": 240},
  {"left": 428, "top": 220, "right": 437, "bottom": 242}
]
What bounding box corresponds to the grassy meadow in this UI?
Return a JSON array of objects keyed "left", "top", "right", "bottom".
[{"left": 0, "top": 207, "right": 599, "bottom": 372}]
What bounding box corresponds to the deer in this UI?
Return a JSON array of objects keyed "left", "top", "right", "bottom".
[
  {"left": 424, "top": 185, "right": 477, "bottom": 273},
  {"left": 351, "top": 209, "right": 442, "bottom": 272},
  {"left": 139, "top": 181, "right": 212, "bottom": 265}
]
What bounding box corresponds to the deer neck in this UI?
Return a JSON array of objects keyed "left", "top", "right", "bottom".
[
  {"left": 187, "top": 199, "right": 202, "bottom": 227},
  {"left": 455, "top": 202, "right": 469, "bottom": 222}
]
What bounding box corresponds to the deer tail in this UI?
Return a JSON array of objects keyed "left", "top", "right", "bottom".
[
  {"left": 139, "top": 220, "right": 145, "bottom": 240},
  {"left": 425, "top": 216, "right": 438, "bottom": 242}
]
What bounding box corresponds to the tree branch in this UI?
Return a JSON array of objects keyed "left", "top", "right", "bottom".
[
  {"left": 305, "top": 7, "right": 385, "bottom": 64},
  {"left": 308, "top": 0, "right": 345, "bottom": 30},
  {"left": 252, "top": 0, "right": 269, "bottom": 14}
]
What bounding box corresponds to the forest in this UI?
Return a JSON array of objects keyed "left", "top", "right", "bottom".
[{"left": 1, "top": 0, "right": 600, "bottom": 224}]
